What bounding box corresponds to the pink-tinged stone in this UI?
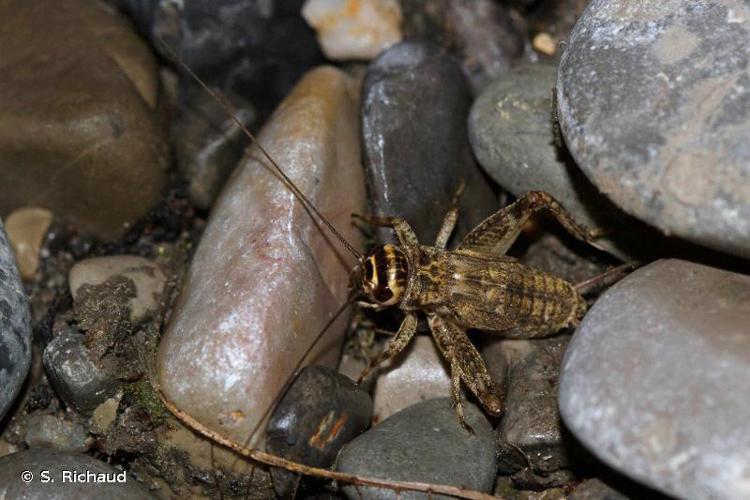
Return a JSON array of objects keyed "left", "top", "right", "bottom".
[{"left": 158, "top": 66, "right": 365, "bottom": 452}]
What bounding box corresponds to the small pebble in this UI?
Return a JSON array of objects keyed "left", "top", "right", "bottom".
[
  {"left": 42, "top": 328, "right": 119, "bottom": 414},
  {"left": 266, "top": 365, "right": 373, "bottom": 497},
  {"left": 362, "top": 40, "right": 497, "bottom": 245},
  {"left": 302, "top": 0, "right": 403, "bottom": 60},
  {"left": 372, "top": 335, "right": 461, "bottom": 422},
  {"left": 337, "top": 398, "right": 496, "bottom": 499},
  {"left": 0, "top": 220, "right": 31, "bottom": 421},
  {"left": 69, "top": 255, "right": 166, "bottom": 323},
  {"left": 24, "top": 413, "right": 89, "bottom": 453},
  {"left": 0, "top": 448, "right": 155, "bottom": 499},
  {"left": 557, "top": 0, "right": 750, "bottom": 257},
  {"left": 532, "top": 32, "right": 556, "bottom": 56},
  {"left": 495, "top": 337, "right": 571, "bottom": 483},
  {"left": 560, "top": 259, "right": 750, "bottom": 499},
  {"left": 90, "top": 394, "right": 121, "bottom": 434},
  {"left": 4, "top": 207, "right": 53, "bottom": 280}
]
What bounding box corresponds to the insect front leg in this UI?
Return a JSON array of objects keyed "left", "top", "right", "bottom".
[
  {"left": 427, "top": 314, "right": 503, "bottom": 431},
  {"left": 357, "top": 312, "right": 418, "bottom": 383},
  {"left": 434, "top": 179, "right": 465, "bottom": 249},
  {"left": 351, "top": 214, "right": 420, "bottom": 251},
  {"left": 459, "top": 190, "right": 605, "bottom": 254}
]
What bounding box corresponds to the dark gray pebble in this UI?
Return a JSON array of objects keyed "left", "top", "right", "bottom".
[
  {"left": 0, "top": 220, "right": 31, "bottom": 421},
  {"left": 0, "top": 448, "right": 155, "bottom": 499},
  {"left": 495, "top": 336, "right": 571, "bottom": 486},
  {"left": 42, "top": 329, "right": 119, "bottom": 415},
  {"left": 336, "top": 398, "right": 496, "bottom": 499},
  {"left": 362, "top": 40, "right": 497, "bottom": 246},
  {"left": 266, "top": 365, "right": 373, "bottom": 497}
]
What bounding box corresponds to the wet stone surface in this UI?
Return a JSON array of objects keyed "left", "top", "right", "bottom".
[
  {"left": 336, "top": 398, "right": 496, "bottom": 499},
  {"left": 266, "top": 365, "right": 373, "bottom": 497},
  {"left": 158, "top": 66, "right": 366, "bottom": 458},
  {"left": 559, "top": 259, "right": 750, "bottom": 499},
  {"left": 42, "top": 329, "right": 119, "bottom": 415},
  {"left": 0, "top": 448, "right": 155, "bottom": 499},
  {"left": 557, "top": 0, "right": 750, "bottom": 258},
  {"left": 494, "top": 336, "right": 572, "bottom": 487},
  {"left": 0, "top": 220, "right": 31, "bottom": 421},
  {"left": 361, "top": 40, "right": 497, "bottom": 245}
]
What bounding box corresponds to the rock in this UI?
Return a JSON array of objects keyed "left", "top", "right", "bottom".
[
  {"left": 24, "top": 413, "right": 89, "bottom": 453},
  {"left": 447, "top": 0, "right": 524, "bottom": 93},
  {"left": 468, "top": 61, "right": 642, "bottom": 258},
  {"left": 372, "top": 335, "right": 460, "bottom": 422},
  {"left": 569, "top": 478, "right": 629, "bottom": 500},
  {"left": 362, "top": 41, "right": 497, "bottom": 245},
  {"left": 0, "top": 221, "right": 31, "bottom": 422},
  {"left": 158, "top": 66, "right": 366, "bottom": 458},
  {"left": 172, "top": 85, "right": 256, "bottom": 210},
  {"left": 559, "top": 259, "right": 750, "bottom": 499},
  {"left": 91, "top": 395, "right": 121, "bottom": 434},
  {"left": 495, "top": 336, "right": 572, "bottom": 486},
  {"left": 557, "top": 0, "right": 750, "bottom": 258},
  {"left": 69, "top": 256, "right": 166, "bottom": 324},
  {"left": 151, "top": 0, "right": 324, "bottom": 121},
  {"left": 4, "top": 207, "right": 53, "bottom": 280},
  {"left": 0, "top": 448, "right": 155, "bottom": 499},
  {"left": 302, "top": 0, "right": 403, "bottom": 61},
  {"left": 43, "top": 329, "right": 119, "bottom": 415},
  {"left": 0, "top": 0, "right": 169, "bottom": 240},
  {"left": 337, "top": 398, "right": 496, "bottom": 499},
  {"left": 266, "top": 365, "right": 373, "bottom": 497}
]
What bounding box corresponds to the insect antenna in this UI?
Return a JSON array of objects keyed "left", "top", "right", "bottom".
[{"left": 159, "top": 40, "right": 362, "bottom": 260}]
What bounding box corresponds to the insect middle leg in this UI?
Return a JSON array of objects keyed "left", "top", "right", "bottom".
[
  {"left": 357, "top": 312, "right": 418, "bottom": 383},
  {"left": 428, "top": 313, "right": 503, "bottom": 431},
  {"left": 459, "top": 191, "right": 604, "bottom": 254}
]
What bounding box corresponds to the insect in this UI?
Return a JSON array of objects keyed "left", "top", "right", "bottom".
[{"left": 157, "top": 42, "right": 617, "bottom": 497}]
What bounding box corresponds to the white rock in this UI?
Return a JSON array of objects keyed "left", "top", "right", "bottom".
[{"left": 302, "top": 0, "right": 403, "bottom": 60}]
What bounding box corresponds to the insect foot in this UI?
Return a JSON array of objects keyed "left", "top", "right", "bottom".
[{"left": 157, "top": 66, "right": 366, "bottom": 464}]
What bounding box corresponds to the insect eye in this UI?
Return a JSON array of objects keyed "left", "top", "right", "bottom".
[
  {"left": 373, "top": 284, "right": 393, "bottom": 303},
  {"left": 364, "top": 260, "right": 374, "bottom": 281}
]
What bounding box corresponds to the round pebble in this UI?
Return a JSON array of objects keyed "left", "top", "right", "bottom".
[
  {"left": 557, "top": 0, "right": 750, "bottom": 257},
  {"left": 559, "top": 259, "right": 750, "bottom": 499}
]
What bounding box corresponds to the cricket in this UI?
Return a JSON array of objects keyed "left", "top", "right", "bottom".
[{"left": 156, "top": 43, "right": 623, "bottom": 498}]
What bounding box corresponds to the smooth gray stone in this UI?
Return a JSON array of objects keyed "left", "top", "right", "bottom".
[
  {"left": 559, "top": 259, "right": 750, "bottom": 499},
  {"left": 336, "top": 398, "right": 496, "bottom": 499},
  {"left": 362, "top": 40, "right": 497, "bottom": 246},
  {"left": 469, "top": 61, "right": 648, "bottom": 260},
  {"left": 557, "top": 0, "right": 750, "bottom": 258},
  {"left": 42, "top": 329, "right": 119, "bottom": 415},
  {"left": 0, "top": 448, "right": 155, "bottom": 499},
  {"left": 0, "top": 220, "right": 31, "bottom": 421}
]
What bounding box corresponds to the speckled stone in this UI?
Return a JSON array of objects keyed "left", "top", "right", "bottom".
[
  {"left": 0, "top": 220, "right": 31, "bottom": 422},
  {"left": 362, "top": 40, "right": 497, "bottom": 245},
  {"left": 336, "top": 398, "right": 496, "bottom": 499},
  {"left": 560, "top": 259, "right": 750, "bottom": 499},
  {"left": 24, "top": 413, "right": 89, "bottom": 453},
  {"left": 158, "top": 66, "right": 366, "bottom": 460},
  {"left": 0, "top": 448, "right": 155, "bottom": 499},
  {"left": 557, "top": 0, "right": 750, "bottom": 258}
]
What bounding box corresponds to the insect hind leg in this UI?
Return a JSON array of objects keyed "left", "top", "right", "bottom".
[{"left": 459, "top": 190, "right": 605, "bottom": 255}]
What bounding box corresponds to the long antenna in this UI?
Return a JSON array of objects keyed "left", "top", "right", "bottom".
[{"left": 160, "top": 40, "right": 362, "bottom": 260}]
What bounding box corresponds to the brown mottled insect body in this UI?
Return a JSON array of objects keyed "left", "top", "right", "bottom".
[{"left": 356, "top": 189, "right": 600, "bottom": 429}]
